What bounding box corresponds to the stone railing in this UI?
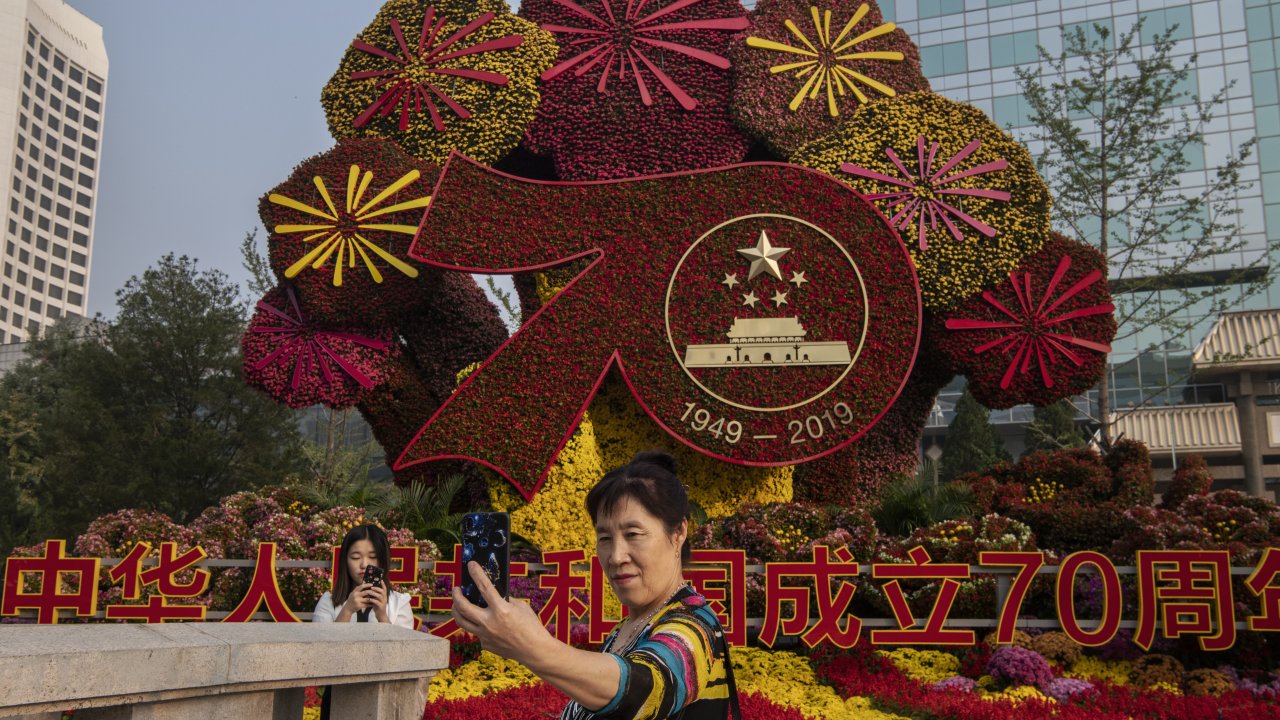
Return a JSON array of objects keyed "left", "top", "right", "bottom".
[{"left": 0, "top": 622, "right": 448, "bottom": 719}]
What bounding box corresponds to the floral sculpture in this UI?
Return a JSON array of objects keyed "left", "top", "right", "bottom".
[
  {"left": 245, "top": 0, "right": 1117, "bottom": 546},
  {"left": 322, "top": 0, "right": 559, "bottom": 164}
]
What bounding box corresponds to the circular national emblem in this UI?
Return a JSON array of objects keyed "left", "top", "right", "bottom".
[{"left": 666, "top": 214, "right": 869, "bottom": 412}]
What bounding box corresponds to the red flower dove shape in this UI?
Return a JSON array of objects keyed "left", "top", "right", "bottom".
[
  {"left": 945, "top": 255, "right": 1114, "bottom": 391},
  {"left": 351, "top": 8, "right": 524, "bottom": 132},
  {"left": 396, "top": 154, "right": 921, "bottom": 499},
  {"left": 841, "top": 136, "right": 1009, "bottom": 251},
  {"left": 539, "top": 0, "right": 749, "bottom": 110},
  {"left": 244, "top": 286, "right": 396, "bottom": 408}
]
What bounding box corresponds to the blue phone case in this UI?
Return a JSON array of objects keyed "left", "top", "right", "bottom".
[{"left": 460, "top": 512, "right": 510, "bottom": 607}]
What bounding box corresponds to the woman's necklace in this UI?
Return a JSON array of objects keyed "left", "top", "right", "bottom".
[{"left": 612, "top": 583, "right": 687, "bottom": 652}]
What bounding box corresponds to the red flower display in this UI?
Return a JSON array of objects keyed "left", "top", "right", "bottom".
[
  {"left": 520, "top": 0, "right": 753, "bottom": 180},
  {"left": 731, "top": 0, "right": 929, "bottom": 157},
  {"left": 934, "top": 233, "right": 1117, "bottom": 409},
  {"left": 258, "top": 138, "right": 441, "bottom": 327},
  {"left": 241, "top": 286, "right": 400, "bottom": 409}
]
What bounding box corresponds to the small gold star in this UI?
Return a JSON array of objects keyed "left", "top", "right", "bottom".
[
  {"left": 742, "top": 291, "right": 760, "bottom": 308},
  {"left": 737, "top": 230, "right": 790, "bottom": 281},
  {"left": 722, "top": 273, "right": 740, "bottom": 289},
  {"left": 772, "top": 290, "right": 789, "bottom": 306},
  {"left": 790, "top": 271, "right": 808, "bottom": 288}
]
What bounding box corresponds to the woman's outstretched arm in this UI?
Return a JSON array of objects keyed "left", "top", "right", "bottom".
[{"left": 451, "top": 561, "right": 623, "bottom": 711}]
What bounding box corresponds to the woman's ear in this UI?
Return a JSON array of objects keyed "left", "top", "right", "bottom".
[{"left": 673, "top": 518, "right": 688, "bottom": 549}]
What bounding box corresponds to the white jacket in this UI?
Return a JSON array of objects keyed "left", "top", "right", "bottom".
[{"left": 311, "top": 589, "right": 415, "bottom": 629}]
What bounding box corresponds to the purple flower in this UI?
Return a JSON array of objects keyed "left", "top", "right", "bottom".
[
  {"left": 931, "top": 676, "right": 977, "bottom": 693},
  {"left": 1045, "top": 677, "right": 1096, "bottom": 702},
  {"left": 986, "top": 645, "right": 1054, "bottom": 689}
]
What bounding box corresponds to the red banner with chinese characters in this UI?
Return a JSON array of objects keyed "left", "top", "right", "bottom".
[{"left": 5, "top": 542, "right": 1279, "bottom": 651}]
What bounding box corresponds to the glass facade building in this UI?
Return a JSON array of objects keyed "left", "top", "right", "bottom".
[{"left": 879, "top": 0, "right": 1280, "bottom": 439}]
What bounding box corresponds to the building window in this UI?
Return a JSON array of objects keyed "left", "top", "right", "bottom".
[
  {"left": 74, "top": 212, "right": 89, "bottom": 227},
  {"left": 990, "top": 30, "right": 1039, "bottom": 68},
  {"left": 82, "top": 136, "right": 96, "bottom": 151},
  {"left": 50, "top": 264, "right": 63, "bottom": 279},
  {"left": 920, "top": 41, "right": 969, "bottom": 76},
  {"left": 52, "top": 243, "right": 67, "bottom": 259},
  {"left": 68, "top": 292, "right": 82, "bottom": 306},
  {"left": 1141, "top": 5, "right": 1194, "bottom": 45},
  {"left": 88, "top": 77, "right": 103, "bottom": 94},
  {"left": 75, "top": 192, "right": 91, "bottom": 208},
  {"left": 49, "top": 286, "right": 62, "bottom": 300},
  {"left": 84, "top": 116, "right": 98, "bottom": 132},
  {"left": 918, "top": 0, "right": 964, "bottom": 19},
  {"left": 85, "top": 97, "right": 100, "bottom": 113},
  {"left": 72, "top": 232, "right": 87, "bottom": 247},
  {"left": 53, "top": 55, "right": 65, "bottom": 72},
  {"left": 54, "top": 224, "right": 67, "bottom": 240},
  {"left": 70, "top": 66, "right": 83, "bottom": 83},
  {"left": 66, "top": 107, "right": 78, "bottom": 122},
  {"left": 56, "top": 203, "right": 69, "bottom": 219},
  {"left": 79, "top": 154, "right": 95, "bottom": 170},
  {"left": 72, "top": 251, "right": 86, "bottom": 267},
  {"left": 70, "top": 271, "right": 83, "bottom": 285}
]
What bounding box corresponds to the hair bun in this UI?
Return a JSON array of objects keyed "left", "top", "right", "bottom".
[{"left": 631, "top": 449, "right": 676, "bottom": 476}]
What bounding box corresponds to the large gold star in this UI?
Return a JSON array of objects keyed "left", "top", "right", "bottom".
[{"left": 737, "top": 230, "right": 790, "bottom": 281}]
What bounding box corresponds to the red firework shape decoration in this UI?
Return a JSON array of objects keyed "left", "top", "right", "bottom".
[
  {"left": 243, "top": 286, "right": 398, "bottom": 409},
  {"left": 841, "top": 136, "right": 1009, "bottom": 251},
  {"left": 350, "top": 8, "right": 525, "bottom": 132},
  {"left": 938, "top": 234, "right": 1118, "bottom": 408},
  {"left": 539, "top": 0, "right": 749, "bottom": 110}
]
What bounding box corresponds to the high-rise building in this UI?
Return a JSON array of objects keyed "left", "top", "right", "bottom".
[
  {"left": 0, "top": 0, "right": 106, "bottom": 344},
  {"left": 894, "top": 1, "right": 1278, "bottom": 449}
]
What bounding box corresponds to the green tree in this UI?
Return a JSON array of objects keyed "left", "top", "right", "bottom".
[
  {"left": 0, "top": 255, "right": 305, "bottom": 541},
  {"left": 1022, "top": 399, "right": 1085, "bottom": 456},
  {"left": 871, "top": 462, "right": 974, "bottom": 537},
  {"left": 1017, "top": 20, "right": 1265, "bottom": 441},
  {"left": 940, "top": 388, "right": 1010, "bottom": 483}
]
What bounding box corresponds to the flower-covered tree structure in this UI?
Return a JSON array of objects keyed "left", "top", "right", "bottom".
[
  {"left": 258, "top": 138, "right": 442, "bottom": 327},
  {"left": 322, "top": 0, "right": 559, "bottom": 165},
  {"left": 241, "top": 286, "right": 401, "bottom": 409},
  {"left": 731, "top": 0, "right": 930, "bottom": 157},
  {"left": 519, "top": 0, "right": 752, "bottom": 179},
  {"left": 792, "top": 92, "right": 1051, "bottom": 310},
  {"left": 933, "top": 232, "right": 1117, "bottom": 409},
  {"left": 244, "top": 0, "right": 1124, "bottom": 550}
]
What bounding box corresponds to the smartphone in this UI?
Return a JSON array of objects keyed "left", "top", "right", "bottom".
[
  {"left": 460, "top": 511, "right": 510, "bottom": 608},
  {"left": 363, "top": 565, "right": 386, "bottom": 589}
]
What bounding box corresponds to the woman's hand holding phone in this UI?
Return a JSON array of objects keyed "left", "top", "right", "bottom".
[{"left": 364, "top": 582, "right": 389, "bottom": 623}]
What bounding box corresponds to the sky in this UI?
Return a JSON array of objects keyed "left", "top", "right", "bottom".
[{"left": 68, "top": 0, "right": 515, "bottom": 318}]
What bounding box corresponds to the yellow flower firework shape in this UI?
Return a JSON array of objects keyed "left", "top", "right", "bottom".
[
  {"left": 267, "top": 165, "right": 430, "bottom": 287},
  {"left": 745, "top": 3, "right": 903, "bottom": 116}
]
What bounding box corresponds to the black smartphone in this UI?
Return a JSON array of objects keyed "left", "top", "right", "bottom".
[
  {"left": 460, "top": 511, "right": 510, "bottom": 608},
  {"left": 363, "top": 565, "right": 386, "bottom": 589}
]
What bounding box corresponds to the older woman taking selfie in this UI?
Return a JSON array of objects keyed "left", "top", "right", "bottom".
[{"left": 451, "top": 450, "right": 740, "bottom": 719}]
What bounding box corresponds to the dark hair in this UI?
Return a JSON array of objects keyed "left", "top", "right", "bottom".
[
  {"left": 333, "top": 524, "right": 391, "bottom": 604},
  {"left": 586, "top": 450, "right": 691, "bottom": 562}
]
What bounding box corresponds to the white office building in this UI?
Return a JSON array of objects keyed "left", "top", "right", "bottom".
[{"left": 0, "top": 0, "right": 106, "bottom": 344}]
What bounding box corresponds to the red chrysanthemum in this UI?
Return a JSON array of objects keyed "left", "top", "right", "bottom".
[
  {"left": 934, "top": 233, "right": 1117, "bottom": 409},
  {"left": 242, "top": 286, "right": 400, "bottom": 409},
  {"left": 520, "top": 0, "right": 752, "bottom": 180}
]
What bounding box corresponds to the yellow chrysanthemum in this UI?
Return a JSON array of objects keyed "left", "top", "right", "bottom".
[{"left": 792, "top": 92, "right": 1050, "bottom": 310}]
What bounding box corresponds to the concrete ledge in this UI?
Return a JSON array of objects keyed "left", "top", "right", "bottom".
[{"left": 0, "top": 623, "right": 447, "bottom": 718}]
